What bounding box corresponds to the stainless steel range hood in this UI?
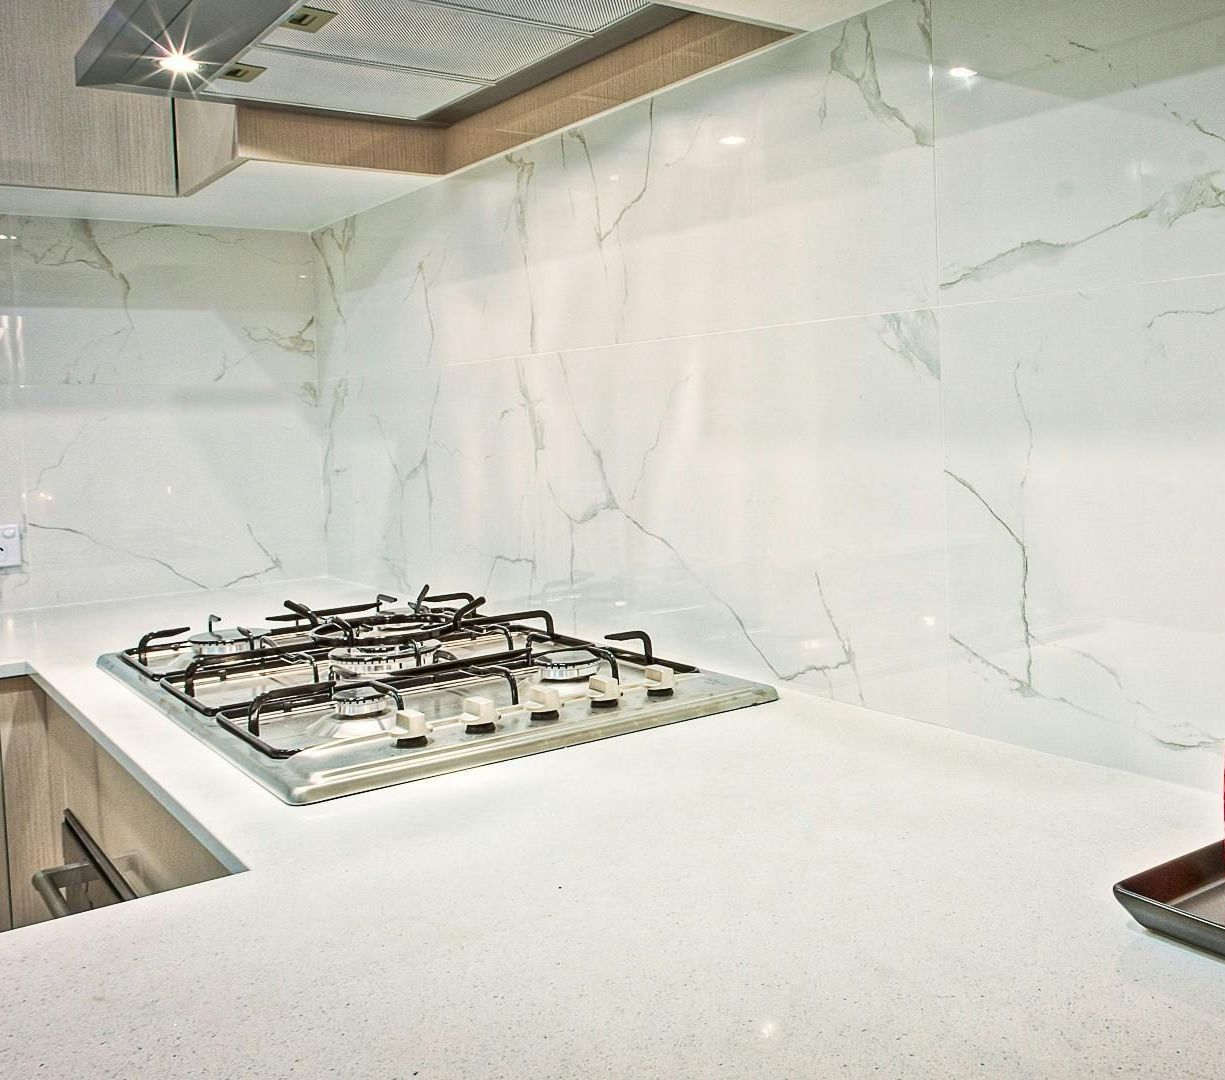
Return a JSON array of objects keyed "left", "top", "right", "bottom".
[{"left": 76, "top": 0, "right": 688, "bottom": 123}]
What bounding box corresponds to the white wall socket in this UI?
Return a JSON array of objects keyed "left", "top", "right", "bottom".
[{"left": 0, "top": 524, "right": 23, "bottom": 569}]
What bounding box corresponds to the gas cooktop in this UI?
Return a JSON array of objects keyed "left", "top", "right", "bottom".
[{"left": 98, "top": 588, "right": 778, "bottom": 804}]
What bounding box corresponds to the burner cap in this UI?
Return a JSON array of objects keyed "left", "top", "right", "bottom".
[
  {"left": 306, "top": 685, "right": 400, "bottom": 740},
  {"left": 328, "top": 643, "right": 421, "bottom": 677},
  {"left": 537, "top": 648, "right": 602, "bottom": 681},
  {"left": 310, "top": 615, "right": 429, "bottom": 646},
  {"left": 189, "top": 621, "right": 268, "bottom": 657},
  {"left": 332, "top": 685, "right": 394, "bottom": 718}
]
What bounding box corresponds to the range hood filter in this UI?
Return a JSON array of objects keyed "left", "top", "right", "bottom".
[{"left": 76, "top": 0, "right": 685, "bottom": 124}]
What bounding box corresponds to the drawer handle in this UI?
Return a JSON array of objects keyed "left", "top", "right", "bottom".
[{"left": 31, "top": 861, "right": 98, "bottom": 919}]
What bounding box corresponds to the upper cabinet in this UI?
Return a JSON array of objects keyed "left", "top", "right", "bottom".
[
  {"left": 0, "top": 1, "right": 795, "bottom": 227},
  {"left": 0, "top": 0, "right": 175, "bottom": 195}
]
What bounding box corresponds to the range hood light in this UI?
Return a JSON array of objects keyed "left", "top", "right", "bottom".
[{"left": 156, "top": 50, "right": 203, "bottom": 76}]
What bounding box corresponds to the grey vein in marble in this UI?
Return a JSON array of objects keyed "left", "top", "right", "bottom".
[
  {"left": 877, "top": 310, "right": 940, "bottom": 378},
  {"left": 311, "top": 220, "right": 354, "bottom": 327},
  {"left": 951, "top": 634, "right": 1103, "bottom": 720},
  {"left": 321, "top": 378, "right": 350, "bottom": 537},
  {"left": 375, "top": 348, "right": 442, "bottom": 582},
  {"left": 212, "top": 352, "right": 243, "bottom": 383},
  {"left": 107, "top": 224, "right": 306, "bottom": 266},
  {"left": 219, "top": 525, "right": 284, "bottom": 589},
  {"left": 946, "top": 469, "right": 1034, "bottom": 684},
  {"left": 1042, "top": 637, "right": 1219, "bottom": 750},
  {"left": 822, "top": 16, "right": 932, "bottom": 147},
  {"left": 16, "top": 222, "right": 136, "bottom": 357},
  {"left": 627, "top": 372, "right": 691, "bottom": 504},
  {"left": 546, "top": 359, "right": 864, "bottom": 694},
  {"left": 662, "top": 114, "right": 712, "bottom": 170},
  {"left": 941, "top": 171, "right": 1225, "bottom": 289},
  {"left": 1145, "top": 303, "right": 1225, "bottom": 328},
  {"left": 27, "top": 417, "right": 101, "bottom": 495},
  {"left": 372, "top": 414, "right": 415, "bottom": 593},
  {"left": 505, "top": 153, "right": 539, "bottom": 351},
  {"left": 26, "top": 521, "right": 207, "bottom": 590},
  {"left": 0, "top": 568, "right": 33, "bottom": 612},
  {"left": 242, "top": 317, "right": 316, "bottom": 356},
  {"left": 806, "top": 569, "right": 864, "bottom": 702},
  {"left": 597, "top": 100, "right": 656, "bottom": 246},
  {"left": 1165, "top": 107, "right": 1225, "bottom": 146}
]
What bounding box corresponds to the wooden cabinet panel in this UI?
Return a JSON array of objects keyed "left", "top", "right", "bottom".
[
  {"left": 0, "top": 0, "right": 175, "bottom": 194},
  {"left": 96, "top": 751, "right": 227, "bottom": 897},
  {"left": 0, "top": 679, "right": 57, "bottom": 928},
  {"left": 45, "top": 697, "right": 101, "bottom": 841},
  {"left": 0, "top": 677, "right": 229, "bottom": 930}
]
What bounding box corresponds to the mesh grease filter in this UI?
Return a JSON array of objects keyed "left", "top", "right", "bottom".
[{"left": 202, "top": 0, "right": 656, "bottom": 120}]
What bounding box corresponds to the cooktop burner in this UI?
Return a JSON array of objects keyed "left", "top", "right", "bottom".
[{"left": 98, "top": 588, "right": 777, "bottom": 804}]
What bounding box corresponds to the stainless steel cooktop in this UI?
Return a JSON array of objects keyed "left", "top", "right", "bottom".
[{"left": 98, "top": 589, "right": 777, "bottom": 804}]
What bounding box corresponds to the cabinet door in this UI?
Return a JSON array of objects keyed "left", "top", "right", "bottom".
[
  {"left": 0, "top": 0, "right": 175, "bottom": 194},
  {"left": 0, "top": 680, "right": 57, "bottom": 929},
  {"left": 1, "top": 678, "right": 229, "bottom": 930},
  {"left": 96, "top": 751, "right": 228, "bottom": 897},
  {"left": 45, "top": 697, "right": 101, "bottom": 841}
]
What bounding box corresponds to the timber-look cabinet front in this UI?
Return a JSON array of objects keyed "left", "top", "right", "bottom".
[{"left": 0, "top": 677, "right": 230, "bottom": 932}]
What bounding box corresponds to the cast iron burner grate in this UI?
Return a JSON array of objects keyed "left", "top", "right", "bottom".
[{"left": 98, "top": 587, "right": 778, "bottom": 803}]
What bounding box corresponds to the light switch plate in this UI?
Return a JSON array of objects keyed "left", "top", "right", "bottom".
[{"left": 0, "top": 524, "right": 23, "bottom": 568}]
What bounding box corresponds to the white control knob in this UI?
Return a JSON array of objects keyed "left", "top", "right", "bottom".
[
  {"left": 462, "top": 695, "right": 498, "bottom": 733},
  {"left": 589, "top": 674, "right": 621, "bottom": 710},
  {"left": 525, "top": 684, "right": 562, "bottom": 721},
  {"left": 644, "top": 665, "right": 676, "bottom": 697},
  {"left": 391, "top": 708, "right": 429, "bottom": 748}
]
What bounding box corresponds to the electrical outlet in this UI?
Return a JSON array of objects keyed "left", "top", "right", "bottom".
[{"left": 0, "top": 524, "right": 23, "bottom": 569}]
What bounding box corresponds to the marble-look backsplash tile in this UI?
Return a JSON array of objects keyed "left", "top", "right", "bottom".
[
  {"left": 324, "top": 311, "right": 948, "bottom": 723},
  {"left": 941, "top": 276, "right": 1225, "bottom": 788},
  {"left": 312, "top": 0, "right": 937, "bottom": 378},
  {"left": 7, "top": 0, "right": 1224, "bottom": 789},
  {"left": 315, "top": 0, "right": 1225, "bottom": 789},
  {"left": 934, "top": 0, "right": 1225, "bottom": 304},
  {"left": 6, "top": 217, "right": 315, "bottom": 387},
  {"left": 0, "top": 218, "right": 324, "bottom": 611}
]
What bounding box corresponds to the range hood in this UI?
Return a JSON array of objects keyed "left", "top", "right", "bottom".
[{"left": 76, "top": 0, "right": 691, "bottom": 123}]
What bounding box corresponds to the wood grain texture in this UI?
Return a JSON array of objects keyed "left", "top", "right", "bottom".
[
  {"left": 45, "top": 697, "right": 101, "bottom": 842},
  {"left": 0, "top": 0, "right": 175, "bottom": 194},
  {"left": 443, "top": 14, "right": 788, "bottom": 172},
  {"left": 96, "top": 751, "right": 227, "bottom": 898},
  {"left": 235, "top": 106, "right": 445, "bottom": 175},
  {"left": 0, "top": 678, "right": 228, "bottom": 932},
  {"left": 0, "top": 679, "right": 57, "bottom": 928},
  {"left": 174, "top": 99, "right": 243, "bottom": 196},
  {"left": 178, "top": 14, "right": 785, "bottom": 188}
]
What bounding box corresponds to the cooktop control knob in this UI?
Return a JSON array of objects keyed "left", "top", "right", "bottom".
[
  {"left": 462, "top": 696, "right": 498, "bottom": 734},
  {"left": 526, "top": 685, "right": 562, "bottom": 722},
  {"left": 589, "top": 674, "right": 621, "bottom": 710},
  {"left": 644, "top": 665, "right": 676, "bottom": 698},
  {"left": 391, "top": 708, "right": 429, "bottom": 749}
]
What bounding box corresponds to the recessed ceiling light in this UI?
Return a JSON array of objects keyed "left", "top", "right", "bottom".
[
  {"left": 157, "top": 51, "right": 202, "bottom": 76},
  {"left": 719, "top": 135, "right": 747, "bottom": 146},
  {"left": 949, "top": 66, "right": 978, "bottom": 78}
]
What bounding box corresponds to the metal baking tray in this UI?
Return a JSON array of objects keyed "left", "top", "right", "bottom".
[{"left": 1114, "top": 841, "right": 1225, "bottom": 957}]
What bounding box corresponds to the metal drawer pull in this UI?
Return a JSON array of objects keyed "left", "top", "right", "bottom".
[{"left": 31, "top": 861, "right": 100, "bottom": 919}]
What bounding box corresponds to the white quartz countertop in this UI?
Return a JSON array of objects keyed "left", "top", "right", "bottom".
[{"left": 0, "top": 579, "right": 1220, "bottom": 1079}]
